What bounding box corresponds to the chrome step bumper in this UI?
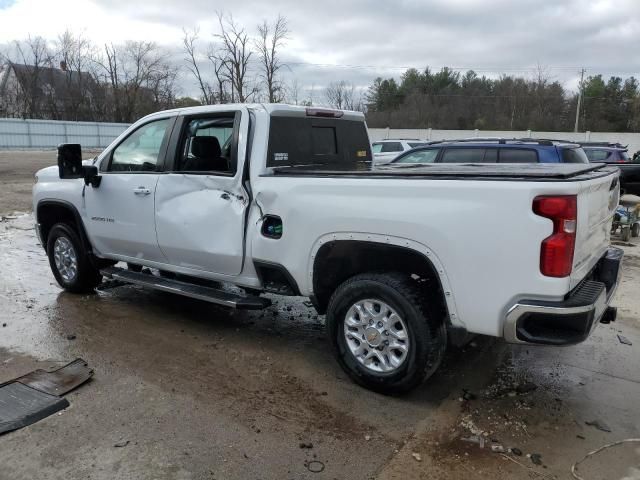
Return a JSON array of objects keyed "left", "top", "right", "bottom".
[{"left": 504, "top": 247, "right": 623, "bottom": 345}]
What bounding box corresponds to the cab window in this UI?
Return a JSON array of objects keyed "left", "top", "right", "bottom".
[
  {"left": 108, "top": 118, "right": 171, "bottom": 172},
  {"left": 176, "top": 115, "right": 237, "bottom": 174}
]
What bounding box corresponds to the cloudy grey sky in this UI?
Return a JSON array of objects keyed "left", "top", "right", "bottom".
[{"left": 1, "top": 0, "right": 639, "bottom": 100}]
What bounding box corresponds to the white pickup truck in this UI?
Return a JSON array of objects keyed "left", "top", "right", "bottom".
[{"left": 33, "top": 104, "right": 623, "bottom": 394}]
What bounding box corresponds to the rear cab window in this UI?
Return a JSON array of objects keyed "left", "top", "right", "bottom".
[{"left": 267, "top": 115, "right": 372, "bottom": 170}]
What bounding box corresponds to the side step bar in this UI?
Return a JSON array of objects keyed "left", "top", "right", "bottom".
[{"left": 100, "top": 267, "right": 271, "bottom": 310}]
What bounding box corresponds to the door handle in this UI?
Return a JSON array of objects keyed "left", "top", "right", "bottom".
[{"left": 133, "top": 187, "right": 151, "bottom": 196}]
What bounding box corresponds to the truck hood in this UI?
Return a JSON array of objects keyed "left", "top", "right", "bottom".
[
  {"left": 35, "top": 165, "right": 59, "bottom": 179},
  {"left": 35, "top": 159, "right": 94, "bottom": 181}
]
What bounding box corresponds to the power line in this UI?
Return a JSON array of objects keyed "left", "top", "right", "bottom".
[{"left": 285, "top": 61, "right": 640, "bottom": 76}]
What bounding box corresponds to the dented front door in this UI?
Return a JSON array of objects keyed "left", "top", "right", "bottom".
[{"left": 154, "top": 109, "right": 249, "bottom": 276}]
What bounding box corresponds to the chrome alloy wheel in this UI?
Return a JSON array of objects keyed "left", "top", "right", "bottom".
[
  {"left": 53, "top": 236, "right": 78, "bottom": 282},
  {"left": 343, "top": 299, "right": 410, "bottom": 373}
]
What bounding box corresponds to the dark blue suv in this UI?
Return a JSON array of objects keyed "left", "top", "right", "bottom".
[{"left": 390, "top": 138, "right": 589, "bottom": 165}]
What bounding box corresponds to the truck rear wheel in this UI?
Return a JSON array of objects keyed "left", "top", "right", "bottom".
[
  {"left": 326, "top": 272, "right": 446, "bottom": 394},
  {"left": 47, "top": 223, "right": 102, "bottom": 293}
]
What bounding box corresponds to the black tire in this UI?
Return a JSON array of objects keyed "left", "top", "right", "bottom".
[
  {"left": 632, "top": 223, "right": 640, "bottom": 238},
  {"left": 326, "top": 272, "right": 446, "bottom": 394},
  {"left": 622, "top": 226, "right": 631, "bottom": 242},
  {"left": 47, "top": 223, "right": 102, "bottom": 293}
]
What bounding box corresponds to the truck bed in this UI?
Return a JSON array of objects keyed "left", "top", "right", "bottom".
[{"left": 269, "top": 163, "right": 617, "bottom": 181}]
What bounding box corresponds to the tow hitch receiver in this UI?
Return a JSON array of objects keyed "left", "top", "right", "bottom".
[{"left": 600, "top": 306, "right": 617, "bottom": 324}]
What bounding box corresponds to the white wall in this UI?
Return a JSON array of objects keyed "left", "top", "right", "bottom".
[
  {"left": 1, "top": 118, "right": 639, "bottom": 154},
  {"left": 368, "top": 128, "right": 640, "bottom": 155},
  {"left": 0, "top": 118, "right": 129, "bottom": 149}
]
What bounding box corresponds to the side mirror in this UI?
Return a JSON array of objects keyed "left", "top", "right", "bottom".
[
  {"left": 57, "top": 144, "right": 83, "bottom": 179},
  {"left": 82, "top": 165, "right": 101, "bottom": 188}
]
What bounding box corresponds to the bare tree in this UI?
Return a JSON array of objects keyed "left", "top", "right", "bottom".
[
  {"left": 183, "top": 28, "right": 214, "bottom": 104},
  {"left": 287, "top": 77, "right": 300, "bottom": 105},
  {"left": 325, "top": 80, "right": 357, "bottom": 110},
  {"left": 54, "top": 30, "right": 98, "bottom": 120},
  {"left": 213, "top": 12, "right": 256, "bottom": 103},
  {"left": 256, "top": 15, "right": 289, "bottom": 103},
  {"left": 10, "top": 35, "right": 53, "bottom": 118},
  {"left": 207, "top": 44, "right": 231, "bottom": 103},
  {"left": 95, "top": 41, "right": 177, "bottom": 122}
]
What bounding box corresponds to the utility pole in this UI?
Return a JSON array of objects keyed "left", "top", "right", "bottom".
[{"left": 574, "top": 68, "right": 585, "bottom": 132}]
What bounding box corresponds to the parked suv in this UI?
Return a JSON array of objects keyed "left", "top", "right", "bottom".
[
  {"left": 372, "top": 139, "right": 428, "bottom": 165},
  {"left": 388, "top": 138, "right": 589, "bottom": 165},
  {"left": 581, "top": 142, "right": 631, "bottom": 163},
  {"left": 581, "top": 142, "right": 640, "bottom": 195}
]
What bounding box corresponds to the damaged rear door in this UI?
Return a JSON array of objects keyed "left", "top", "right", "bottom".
[{"left": 154, "top": 108, "right": 250, "bottom": 275}]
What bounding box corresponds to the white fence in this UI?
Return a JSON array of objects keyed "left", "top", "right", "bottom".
[
  {"left": 0, "top": 118, "right": 129, "bottom": 149},
  {"left": 368, "top": 128, "right": 640, "bottom": 155},
  {"left": 1, "top": 118, "right": 639, "bottom": 153}
]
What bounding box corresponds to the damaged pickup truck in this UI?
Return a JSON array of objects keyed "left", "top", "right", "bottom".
[{"left": 33, "top": 104, "right": 623, "bottom": 393}]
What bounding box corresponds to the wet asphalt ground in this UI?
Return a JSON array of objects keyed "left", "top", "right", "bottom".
[{"left": 1, "top": 152, "right": 639, "bottom": 479}]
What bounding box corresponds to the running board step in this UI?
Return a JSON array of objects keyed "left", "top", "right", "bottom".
[{"left": 100, "top": 267, "right": 270, "bottom": 310}]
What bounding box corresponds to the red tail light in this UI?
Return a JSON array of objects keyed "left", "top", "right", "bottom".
[
  {"left": 305, "top": 107, "right": 344, "bottom": 118},
  {"left": 533, "top": 195, "right": 577, "bottom": 277}
]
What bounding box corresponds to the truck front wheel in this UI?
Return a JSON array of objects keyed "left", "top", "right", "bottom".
[
  {"left": 326, "top": 272, "right": 446, "bottom": 394},
  {"left": 47, "top": 223, "right": 102, "bottom": 293}
]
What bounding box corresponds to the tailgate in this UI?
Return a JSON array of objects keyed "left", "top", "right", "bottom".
[{"left": 571, "top": 170, "right": 620, "bottom": 288}]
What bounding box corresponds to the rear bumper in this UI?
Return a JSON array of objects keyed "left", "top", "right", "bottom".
[{"left": 504, "top": 247, "right": 623, "bottom": 345}]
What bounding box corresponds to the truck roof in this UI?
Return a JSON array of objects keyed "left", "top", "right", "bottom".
[{"left": 139, "top": 103, "right": 366, "bottom": 122}]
